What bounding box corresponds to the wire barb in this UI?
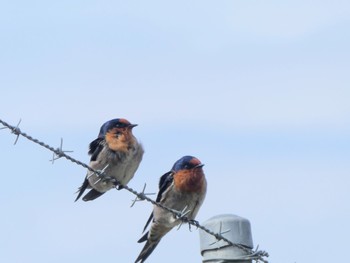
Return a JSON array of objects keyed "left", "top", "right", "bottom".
[
  {"left": 130, "top": 183, "right": 155, "bottom": 208},
  {"left": 1, "top": 119, "right": 23, "bottom": 144},
  {"left": 176, "top": 205, "right": 191, "bottom": 230},
  {"left": 0, "top": 118, "right": 269, "bottom": 263},
  {"left": 209, "top": 221, "right": 231, "bottom": 246},
  {"left": 91, "top": 164, "right": 111, "bottom": 185},
  {"left": 50, "top": 138, "right": 73, "bottom": 164}
]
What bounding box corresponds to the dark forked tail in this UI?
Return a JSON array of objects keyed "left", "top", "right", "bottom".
[
  {"left": 75, "top": 178, "right": 89, "bottom": 202},
  {"left": 75, "top": 178, "right": 104, "bottom": 202},
  {"left": 135, "top": 232, "right": 160, "bottom": 263}
]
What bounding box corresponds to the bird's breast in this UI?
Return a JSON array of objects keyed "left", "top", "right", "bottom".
[{"left": 88, "top": 142, "right": 143, "bottom": 191}]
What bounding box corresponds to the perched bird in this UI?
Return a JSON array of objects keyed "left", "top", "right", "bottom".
[
  {"left": 135, "top": 155, "right": 207, "bottom": 263},
  {"left": 75, "top": 118, "right": 144, "bottom": 202}
]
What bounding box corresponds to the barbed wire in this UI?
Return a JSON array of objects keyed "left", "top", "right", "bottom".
[{"left": 0, "top": 118, "right": 269, "bottom": 263}]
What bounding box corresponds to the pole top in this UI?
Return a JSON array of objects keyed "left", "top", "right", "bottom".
[{"left": 199, "top": 214, "right": 254, "bottom": 262}]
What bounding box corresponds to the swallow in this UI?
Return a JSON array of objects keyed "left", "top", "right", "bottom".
[
  {"left": 135, "top": 155, "right": 207, "bottom": 262},
  {"left": 75, "top": 118, "right": 144, "bottom": 202}
]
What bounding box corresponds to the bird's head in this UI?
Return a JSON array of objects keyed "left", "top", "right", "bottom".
[
  {"left": 171, "top": 155, "right": 206, "bottom": 192},
  {"left": 171, "top": 155, "right": 204, "bottom": 173},
  {"left": 98, "top": 118, "right": 137, "bottom": 138},
  {"left": 99, "top": 118, "right": 138, "bottom": 152}
]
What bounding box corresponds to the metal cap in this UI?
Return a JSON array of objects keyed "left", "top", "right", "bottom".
[{"left": 199, "top": 214, "right": 254, "bottom": 262}]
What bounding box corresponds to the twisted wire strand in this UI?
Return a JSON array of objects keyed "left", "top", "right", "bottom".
[{"left": 0, "top": 118, "right": 269, "bottom": 262}]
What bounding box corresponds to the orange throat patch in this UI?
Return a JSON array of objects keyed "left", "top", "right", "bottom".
[
  {"left": 174, "top": 169, "right": 205, "bottom": 192},
  {"left": 105, "top": 129, "right": 134, "bottom": 152}
]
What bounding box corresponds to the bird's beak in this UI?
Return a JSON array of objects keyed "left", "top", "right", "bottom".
[
  {"left": 129, "top": 124, "right": 138, "bottom": 129},
  {"left": 195, "top": 163, "right": 204, "bottom": 168}
]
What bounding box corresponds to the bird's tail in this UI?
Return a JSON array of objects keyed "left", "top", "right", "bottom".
[
  {"left": 135, "top": 223, "right": 173, "bottom": 262},
  {"left": 74, "top": 178, "right": 89, "bottom": 202},
  {"left": 82, "top": 189, "right": 104, "bottom": 201},
  {"left": 75, "top": 177, "right": 105, "bottom": 202},
  {"left": 135, "top": 234, "right": 160, "bottom": 263}
]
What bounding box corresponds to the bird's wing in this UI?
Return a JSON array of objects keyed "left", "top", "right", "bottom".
[
  {"left": 140, "top": 171, "right": 174, "bottom": 233},
  {"left": 74, "top": 138, "right": 104, "bottom": 202},
  {"left": 157, "top": 171, "right": 174, "bottom": 202},
  {"left": 88, "top": 138, "right": 104, "bottom": 161},
  {"left": 142, "top": 212, "right": 154, "bottom": 233}
]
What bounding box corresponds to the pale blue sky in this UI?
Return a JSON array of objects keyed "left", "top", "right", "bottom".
[{"left": 1, "top": 1, "right": 350, "bottom": 262}]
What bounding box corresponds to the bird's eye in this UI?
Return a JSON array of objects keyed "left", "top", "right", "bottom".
[{"left": 115, "top": 123, "right": 127, "bottom": 128}]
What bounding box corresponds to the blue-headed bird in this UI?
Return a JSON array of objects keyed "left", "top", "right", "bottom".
[
  {"left": 135, "top": 156, "right": 207, "bottom": 262},
  {"left": 75, "top": 118, "right": 144, "bottom": 202}
]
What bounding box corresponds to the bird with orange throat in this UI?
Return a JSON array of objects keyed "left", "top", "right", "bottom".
[
  {"left": 75, "top": 118, "right": 144, "bottom": 202},
  {"left": 135, "top": 155, "right": 207, "bottom": 262}
]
